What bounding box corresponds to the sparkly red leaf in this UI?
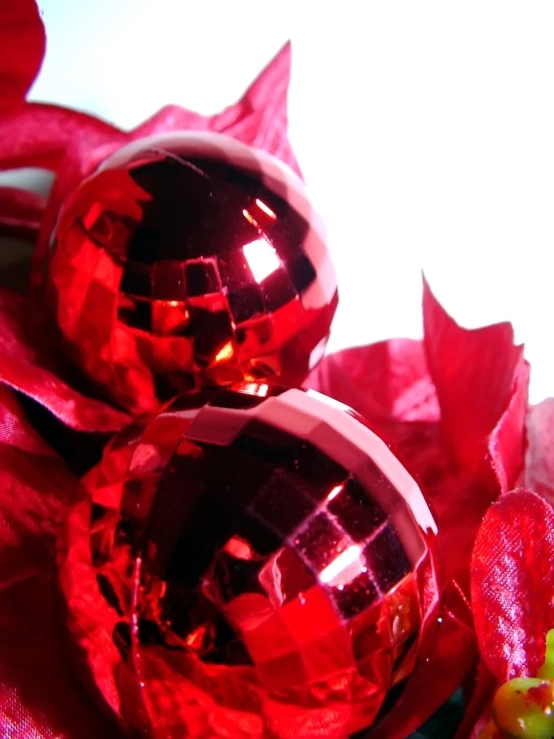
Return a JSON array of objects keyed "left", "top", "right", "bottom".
[
  {"left": 0, "top": 0, "right": 45, "bottom": 114},
  {"left": 471, "top": 490, "right": 554, "bottom": 682},
  {"left": 0, "top": 289, "right": 129, "bottom": 432}
]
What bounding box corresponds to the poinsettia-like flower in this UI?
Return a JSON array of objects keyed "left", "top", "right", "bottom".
[
  {"left": 0, "top": 2, "right": 540, "bottom": 737},
  {"left": 0, "top": 273, "right": 530, "bottom": 738}
]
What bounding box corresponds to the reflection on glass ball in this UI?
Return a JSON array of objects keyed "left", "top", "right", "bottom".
[
  {"left": 47, "top": 132, "right": 338, "bottom": 413},
  {"left": 59, "top": 384, "right": 439, "bottom": 738}
]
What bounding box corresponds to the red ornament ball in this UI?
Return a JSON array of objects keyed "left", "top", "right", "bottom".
[
  {"left": 46, "top": 133, "right": 338, "bottom": 413},
  {"left": 59, "top": 383, "right": 439, "bottom": 738}
]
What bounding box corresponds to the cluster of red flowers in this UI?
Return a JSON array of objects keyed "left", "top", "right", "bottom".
[{"left": 1, "top": 2, "right": 554, "bottom": 737}]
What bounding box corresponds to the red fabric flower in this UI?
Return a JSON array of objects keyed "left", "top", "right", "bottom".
[
  {"left": 0, "top": 274, "right": 530, "bottom": 737},
  {"left": 0, "top": 3, "right": 543, "bottom": 737}
]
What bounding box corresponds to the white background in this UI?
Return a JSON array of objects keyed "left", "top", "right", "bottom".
[{"left": 29, "top": 1, "right": 554, "bottom": 403}]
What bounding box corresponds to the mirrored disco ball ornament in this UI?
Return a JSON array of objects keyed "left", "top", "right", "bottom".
[
  {"left": 47, "top": 132, "right": 338, "bottom": 413},
  {"left": 59, "top": 384, "right": 439, "bottom": 738}
]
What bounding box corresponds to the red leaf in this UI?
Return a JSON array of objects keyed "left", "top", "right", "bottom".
[
  {"left": 0, "top": 103, "right": 123, "bottom": 173},
  {"left": 423, "top": 278, "right": 523, "bottom": 476},
  {"left": 0, "top": 185, "right": 45, "bottom": 240},
  {"left": 488, "top": 358, "right": 529, "bottom": 494},
  {"left": 524, "top": 398, "right": 554, "bottom": 506},
  {"left": 136, "top": 43, "right": 300, "bottom": 177},
  {"left": 0, "top": 387, "right": 121, "bottom": 738},
  {"left": 221, "top": 41, "right": 301, "bottom": 177},
  {"left": 471, "top": 490, "right": 554, "bottom": 682},
  {"left": 0, "top": 0, "right": 45, "bottom": 113},
  {"left": 0, "top": 289, "right": 129, "bottom": 432},
  {"left": 306, "top": 339, "right": 439, "bottom": 425},
  {"left": 454, "top": 661, "right": 497, "bottom": 739}
]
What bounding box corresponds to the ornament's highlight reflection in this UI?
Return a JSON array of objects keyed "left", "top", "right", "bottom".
[{"left": 242, "top": 239, "right": 281, "bottom": 283}]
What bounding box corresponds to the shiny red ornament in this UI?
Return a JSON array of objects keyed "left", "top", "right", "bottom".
[
  {"left": 46, "top": 132, "right": 338, "bottom": 414},
  {"left": 59, "top": 383, "right": 439, "bottom": 738}
]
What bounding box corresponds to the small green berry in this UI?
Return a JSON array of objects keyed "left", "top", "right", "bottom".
[{"left": 493, "top": 677, "right": 554, "bottom": 738}]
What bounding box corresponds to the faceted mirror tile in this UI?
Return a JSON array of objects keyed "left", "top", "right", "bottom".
[{"left": 328, "top": 476, "right": 387, "bottom": 541}]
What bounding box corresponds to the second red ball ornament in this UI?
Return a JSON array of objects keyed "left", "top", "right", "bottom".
[
  {"left": 46, "top": 132, "right": 338, "bottom": 413},
  {"left": 59, "top": 383, "right": 439, "bottom": 738}
]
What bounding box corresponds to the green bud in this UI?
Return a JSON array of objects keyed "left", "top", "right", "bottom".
[{"left": 493, "top": 677, "right": 554, "bottom": 738}]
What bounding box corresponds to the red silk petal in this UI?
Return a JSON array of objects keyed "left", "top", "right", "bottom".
[
  {"left": 0, "top": 185, "right": 45, "bottom": 240},
  {"left": 136, "top": 43, "right": 300, "bottom": 177},
  {"left": 306, "top": 339, "right": 439, "bottom": 424},
  {"left": 215, "top": 42, "right": 301, "bottom": 177},
  {"left": 0, "top": 578, "right": 122, "bottom": 738},
  {"left": 0, "top": 0, "right": 45, "bottom": 114},
  {"left": 488, "top": 358, "right": 529, "bottom": 494},
  {"left": 0, "top": 384, "right": 45, "bottom": 454},
  {"left": 427, "top": 356, "right": 528, "bottom": 594},
  {"left": 471, "top": 490, "right": 554, "bottom": 682},
  {"left": 423, "top": 278, "right": 523, "bottom": 476},
  {"left": 0, "top": 386, "right": 121, "bottom": 738},
  {"left": 0, "top": 103, "right": 123, "bottom": 172},
  {"left": 0, "top": 289, "right": 129, "bottom": 432},
  {"left": 524, "top": 398, "right": 554, "bottom": 505},
  {"left": 454, "top": 661, "right": 497, "bottom": 739}
]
